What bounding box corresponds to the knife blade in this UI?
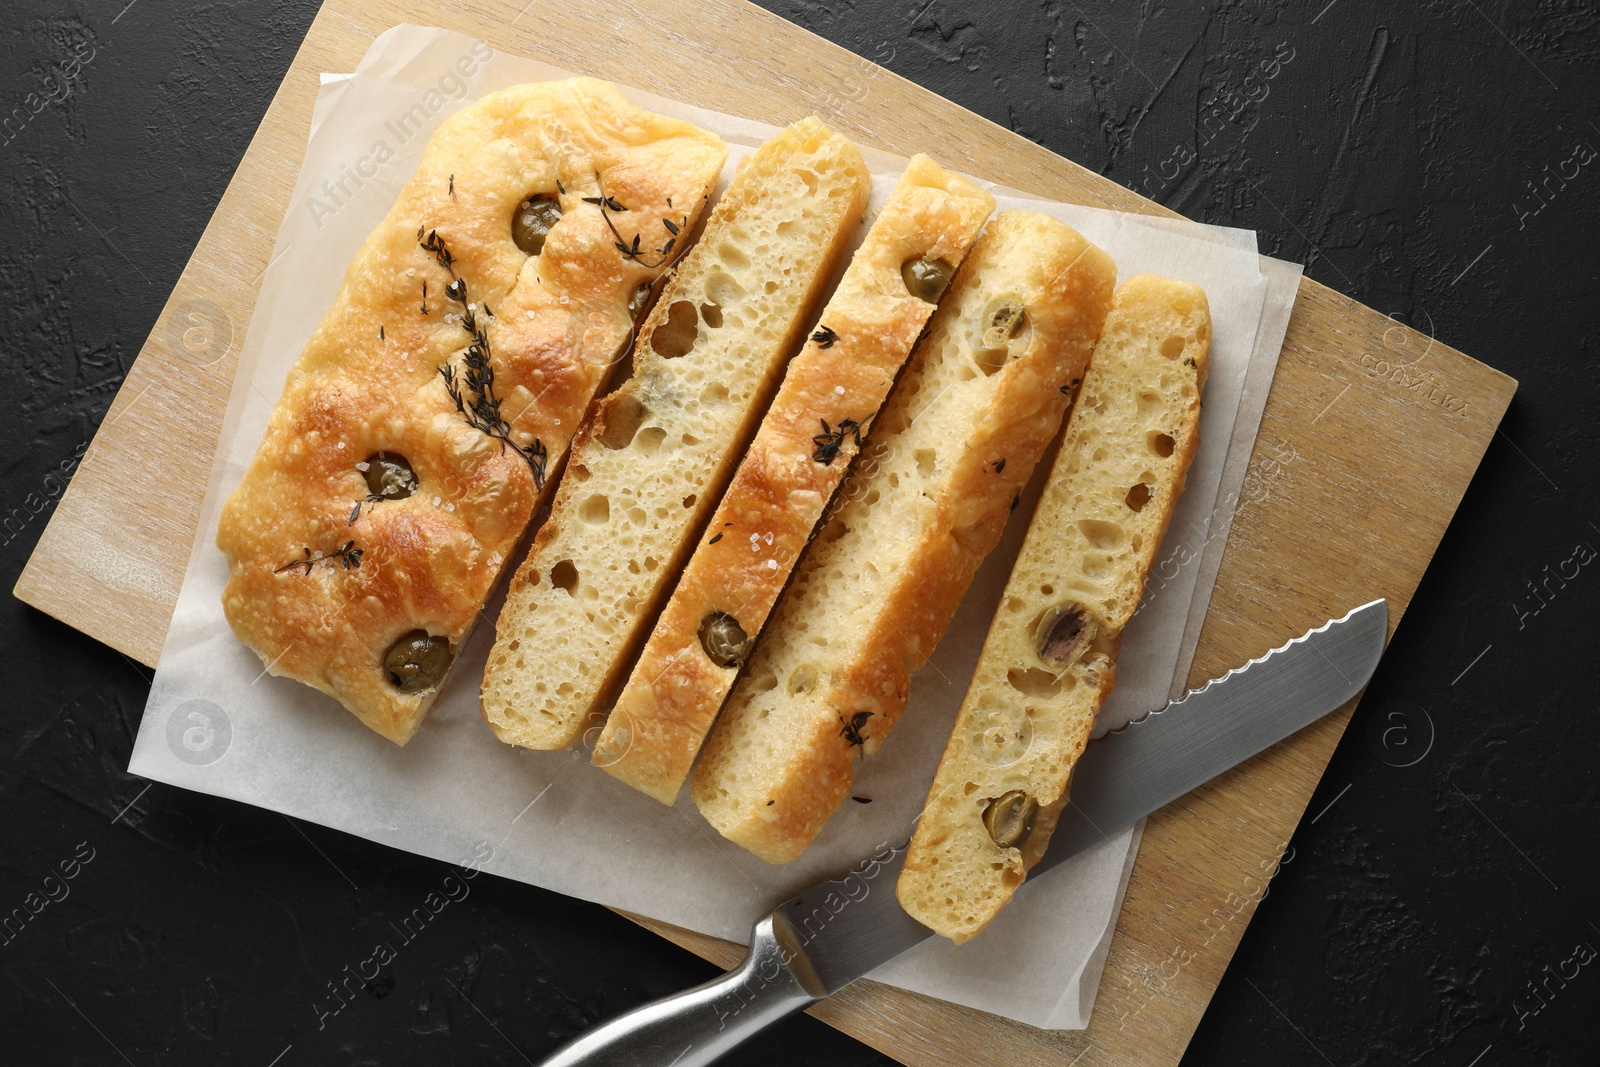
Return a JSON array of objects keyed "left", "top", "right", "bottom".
[{"left": 537, "top": 598, "right": 1387, "bottom": 1067}]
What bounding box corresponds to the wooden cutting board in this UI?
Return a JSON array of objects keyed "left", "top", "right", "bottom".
[{"left": 14, "top": 1, "right": 1515, "bottom": 1063}]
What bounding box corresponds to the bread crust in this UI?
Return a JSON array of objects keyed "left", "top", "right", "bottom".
[
  {"left": 481, "top": 118, "right": 871, "bottom": 752},
  {"left": 594, "top": 155, "right": 995, "bottom": 803},
  {"left": 216, "top": 79, "right": 725, "bottom": 745},
  {"left": 897, "top": 275, "right": 1212, "bottom": 942},
  {"left": 691, "top": 211, "right": 1116, "bottom": 863}
]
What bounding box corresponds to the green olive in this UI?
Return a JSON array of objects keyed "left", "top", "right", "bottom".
[
  {"left": 383, "top": 630, "right": 452, "bottom": 693},
  {"left": 1034, "top": 603, "right": 1096, "bottom": 668},
  {"left": 982, "top": 301, "right": 1027, "bottom": 349},
  {"left": 512, "top": 194, "right": 562, "bottom": 256},
  {"left": 901, "top": 256, "right": 955, "bottom": 303},
  {"left": 362, "top": 452, "right": 418, "bottom": 501},
  {"left": 699, "top": 612, "right": 753, "bottom": 669},
  {"left": 982, "top": 790, "right": 1039, "bottom": 850}
]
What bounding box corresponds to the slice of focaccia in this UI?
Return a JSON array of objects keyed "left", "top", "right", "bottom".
[
  {"left": 897, "top": 275, "right": 1211, "bottom": 943},
  {"left": 691, "top": 210, "right": 1116, "bottom": 864},
  {"left": 217, "top": 79, "right": 726, "bottom": 745},
  {"left": 481, "top": 118, "right": 871, "bottom": 751},
  {"left": 594, "top": 154, "right": 996, "bottom": 803}
]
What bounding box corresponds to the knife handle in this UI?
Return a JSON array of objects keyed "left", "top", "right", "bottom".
[{"left": 536, "top": 913, "right": 824, "bottom": 1067}]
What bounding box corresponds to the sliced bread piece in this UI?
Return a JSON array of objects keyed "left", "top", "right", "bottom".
[
  {"left": 896, "top": 275, "right": 1211, "bottom": 942},
  {"left": 594, "top": 154, "right": 996, "bottom": 802},
  {"left": 216, "top": 79, "right": 726, "bottom": 744},
  {"left": 691, "top": 210, "right": 1116, "bottom": 863},
  {"left": 481, "top": 117, "right": 871, "bottom": 750}
]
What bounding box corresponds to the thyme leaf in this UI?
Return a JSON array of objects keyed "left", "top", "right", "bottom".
[{"left": 838, "top": 710, "right": 872, "bottom": 755}]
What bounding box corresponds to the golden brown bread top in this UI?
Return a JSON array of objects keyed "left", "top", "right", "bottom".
[{"left": 216, "top": 79, "right": 726, "bottom": 744}]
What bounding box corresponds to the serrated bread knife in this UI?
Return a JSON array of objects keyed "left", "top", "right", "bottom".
[{"left": 539, "top": 599, "right": 1388, "bottom": 1066}]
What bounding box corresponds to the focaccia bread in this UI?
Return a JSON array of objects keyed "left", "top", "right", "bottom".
[
  {"left": 691, "top": 211, "right": 1116, "bottom": 863},
  {"left": 897, "top": 275, "right": 1211, "bottom": 942},
  {"left": 481, "top": 118, "right": 871, "bottom": 751},
  {"left": 594, "top": 154, "right": 996, "bottom": 803},
  {"left": 216, "top": 79, "right": 726, "bottom": 745}
]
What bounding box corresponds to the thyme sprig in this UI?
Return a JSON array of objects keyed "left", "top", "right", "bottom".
[
  {"left": 419, "top": 227, "right": 549, "bottom": 489},
  {"left": 276, "top": 540, "right": 363, "bottom": 575},
  {"left": 584, "top": 177, "right": 689, "bottom": 269},
  {"left": 812, "top": 418, "right": 862, "bottom": 465}
]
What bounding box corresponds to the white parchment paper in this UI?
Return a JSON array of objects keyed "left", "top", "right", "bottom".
[{"left": 129, "top": 25, "right": 1303, "bottom": 1030}]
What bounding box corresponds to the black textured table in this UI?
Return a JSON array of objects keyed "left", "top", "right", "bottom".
[{"left": 2, "top": 2, "right": 1595, "bottom": 1064}]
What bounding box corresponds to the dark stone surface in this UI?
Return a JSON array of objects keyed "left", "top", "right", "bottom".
[{"left": 1, "top": 1, "right": 1594, "bottom": 1064}]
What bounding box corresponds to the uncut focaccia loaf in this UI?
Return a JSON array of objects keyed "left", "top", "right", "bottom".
[
  {"left": 897, "top": 275, "right": 1211, "bottom": 943},
  {"left": 482, "top": 118, "right": 871, "bottom": 751},
  {"left": 216, "top": 79, "right": 725, "bottom": 745},
  {"left": 594, "top": 155, "right": 995, "bottom": 803},
  {"left": 692, "top": 210, "right": 1116, "bottom": 864}
]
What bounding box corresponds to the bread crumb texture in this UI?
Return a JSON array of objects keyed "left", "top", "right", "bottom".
[
  {"left": 692, "top": 210, "right": 1116, "bottom": 863},
  {"left": 482, "top": 118, "right": 870, "bottom": 751},
  {"left": 897, "top": 274, "right": 1211, "bottom": 942}
]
